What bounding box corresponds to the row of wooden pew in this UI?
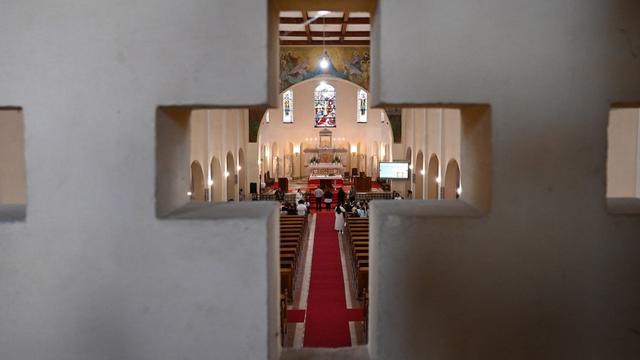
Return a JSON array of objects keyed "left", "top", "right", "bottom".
[
  {"left": 344, "top": 214, "right": 370, "bottom": 337},
  {"left": 344, "top": 215, "right": 369, "bottom": 299},
  {"left": 280, "top": 215, "right": 307, "bottom": 304},
  {"left": 279, "top": 214, "right": 307, "bottom": 345}
]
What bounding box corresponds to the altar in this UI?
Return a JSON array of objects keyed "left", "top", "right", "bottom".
[
  {"left": 304, "top": 129, "right": 348, "bottom": 181},
  {"left": 308, "top": 163, "right": 345, "bottom": 180}
]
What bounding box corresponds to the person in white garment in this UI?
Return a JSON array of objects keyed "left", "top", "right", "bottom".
[
  {"left": 295, "top": 188, "right": 304, "bottom": 203},
  {"left": 334, "top": 203, "right": 346, "bottom": 233},
  {"left": 296, "top": 200, "right": 307, "bottom": 216}
]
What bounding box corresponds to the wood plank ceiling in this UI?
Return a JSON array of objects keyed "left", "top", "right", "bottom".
[{"left": 279, "top": 11, "right": 370, "bottom": 46}]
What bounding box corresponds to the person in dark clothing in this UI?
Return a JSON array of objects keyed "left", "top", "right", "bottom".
[
  {"left": 348, "top": 188, "right": 356, "bottom": 202},
  {"left": 337, "top": 187, "right": 345, "bottom": 204},
  {"left": 323, "top": 188, "right": 333, "bottom": 210}
]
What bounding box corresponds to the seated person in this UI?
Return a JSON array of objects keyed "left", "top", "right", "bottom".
[{"left": 286, "top": 202, "right": 298, "bottom": 215}]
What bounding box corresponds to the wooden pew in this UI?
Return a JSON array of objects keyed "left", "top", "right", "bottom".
[{"left": 280, "top": 214, "right": 308, "bottom": 303}]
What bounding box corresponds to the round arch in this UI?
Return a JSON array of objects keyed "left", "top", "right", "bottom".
[
  {"left": 226, "top": 152, "right": 236, "bottom": 201},
  {"left": 415, "top": 151, "right": 424, "bottom": 200},
  {"left": 271, "top": 142, "right": 279, "bottom": 178},
  {"left": 372, "top": 141, "right": 379, "bottom": 178},
  {"left": 427, "top": 154, "right": 440, "bottom": 200},
  {"left": 238, "top": 148, "right": 246, "bottom": 198},
  {"left": 285, "top": 142, "right": 294, "bottom": 178},
  {"left": 210, "top": 157, "right": 223, "bottom": 202},
  {"left": 444, "top": 159, "right": 460, "bottom": 200},
  {"left": 190, "top": 161, "right": 205, "bottom": 202}
]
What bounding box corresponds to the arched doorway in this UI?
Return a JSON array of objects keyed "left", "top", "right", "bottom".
[
  {"left": 226, "top": 152, "right": 236, "bottom": 201},
  {"left": 238, "top": 148, "right": 246, "bottom": 198},
  {"left": 405, "top": 147, "right": 413, "bottom": 195},
  {"left": 271, "top": 142, "right": 279, "bottom": 178},
  {"left": 427, "top": 154, "right": 440, "bottom": 200},
  {"left": 285, "top": 142, "right": 294, "bottom": 178},
  {"left": 190, "top": 161, "right": 205, "bottom": 202},
  {"left": 415, "top": 151, "right": 424, "bottom": 199},
  {"left": 444, "top": 159, "right": 460, "bottom": 200},
  {"left": 210, "top": 157, "right": 223, "bottom": 202}
]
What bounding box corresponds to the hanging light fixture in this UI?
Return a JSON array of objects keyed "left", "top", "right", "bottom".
[{"left": 319, "top": 12, "right": 329, "bottom": 70}]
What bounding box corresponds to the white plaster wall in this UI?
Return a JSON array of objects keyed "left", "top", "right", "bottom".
[
  {"left": 0, "top": 1, "right": 279, "bottom": 360},
  {"left": 370, "top": 1, "right": 640, "bottom": 359},
  {"left": 189, "top": 109, "right": 249, "bottom": 202},
  {"left": 607, "top": 108, "right": 640, "bottom": 198},
  {"left": 401, "top": 108, "right": 461, "bottom": 200},
  {"left": 258, "top": 77, "right": 393, "bottom": 178},
  {"left": 0, "top": 109, "right": 26, "bottom": 204}
]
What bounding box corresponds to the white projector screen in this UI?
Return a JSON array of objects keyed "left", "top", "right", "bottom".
[{"left": 379, "top": 161, "right": 410, "bottom": 179}]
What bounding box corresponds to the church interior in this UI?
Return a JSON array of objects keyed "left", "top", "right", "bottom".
[{"left": 0, "top": 1, "right": 639, "bottom": 359}]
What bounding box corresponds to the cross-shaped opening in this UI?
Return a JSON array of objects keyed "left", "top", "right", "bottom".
[
  {"left": 607, "top": 104, "right": 640, "bottom": 214},
  {"left": 155, "top": 1, "right": 492, "bottom": 356},
  {"left": 0, "top": 107, "right": 26, "bottom": 222}
]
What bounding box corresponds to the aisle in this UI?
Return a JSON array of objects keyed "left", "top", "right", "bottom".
[{"left": 303, "top": 211, "right": 362, "bottom": 347}]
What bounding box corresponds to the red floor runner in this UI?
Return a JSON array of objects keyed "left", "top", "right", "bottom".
[{"left": 304, "top": 212, "right": 356, "bottom": 348}]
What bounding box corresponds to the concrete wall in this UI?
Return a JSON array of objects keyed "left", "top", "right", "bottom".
[
  {"left": 0, "top": 1, "right": 279, "bottom": 359},
  {"left": 0, "top": 109, "right": 26, "bottom": 204},
  {"left": 370, "top": 1, "right": 640, "bottom": 359},
  {"left": 0, "top": 1, "right": 639, "bottom": 360}
]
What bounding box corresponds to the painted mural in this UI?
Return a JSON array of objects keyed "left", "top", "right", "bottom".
[{"left": 280, "top": 47, "right": 370, "bottom": 92}]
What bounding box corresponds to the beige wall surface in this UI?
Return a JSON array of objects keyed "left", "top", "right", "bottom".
[
  {"left": 259, "top": 77, "right": 393, "bottom": 179},
  {"left": 401, "top": 108, "right": 461, "bottom": 199},
  {"left": 189, "top": 109, "right": 249, "bottom": 202},
  {"left": 607, "top": 108, "right": 640, "bottom": 198},
  {"left": 0, "top": 109, "right": 26, "bottom": 204}
]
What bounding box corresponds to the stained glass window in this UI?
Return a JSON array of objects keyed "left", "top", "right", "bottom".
[
  {"left": 314, "top": 82, "right": 336, "bottom": 127},
  {"left": 282, "top": 89, "right": 293, "bottom": 123},
  {"left": 357, "top": 89, "right": 367, "bottom": 123}
]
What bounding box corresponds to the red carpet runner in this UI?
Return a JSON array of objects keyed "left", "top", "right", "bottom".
[{"left": 303, "top": 212, "right": 363, "bottom": 347}]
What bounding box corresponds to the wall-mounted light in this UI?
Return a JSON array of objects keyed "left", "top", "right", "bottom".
[
  {"left": 187, "top": 191, "right": 193, "bottom": 196},
  {"left": 409, "top": 165, "right": 413, "bottom": 170},
  {"left": 224, "top": 171, "right": 230, "bottom": 178},
  {"left": 420, "top": 169, "right": 425, "bottom": 176},
  {"left": 350, "top": 144, "right": 358, "bottom": 154},
  {"left": 435, "top": 176, "right": 441, "bottom": 183},
  {"left": 208, "top": 179, "right": 213, "bottom": 186},
  {"left": 237, "top": 165, "right": 242, "bottom": 171},
  {"left": 456, "top": 187, "right": 462, "bottom": 195},
  {"left": 293, "top": 144, "right": 301, "bottom": 155}
]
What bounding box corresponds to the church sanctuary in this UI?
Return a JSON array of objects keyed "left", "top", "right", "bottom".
[{"left": 0, "top": 1, "right": 639, "bottom": 359}]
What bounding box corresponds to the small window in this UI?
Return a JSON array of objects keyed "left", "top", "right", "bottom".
[
  {"left": 0, "top": 108, "right": 26, "bottom": 222},
  {"left": 282, "top": 89, "right": 293, "bottom": 123},
  {"left": 607, "top": 106, "right": 640, "bottom": 214},
  {"left": 314, "top": 82, "right": 336, "bottom": 127},
  {"left": 357, "top": 89, "right": 368, "bottom": 123}
]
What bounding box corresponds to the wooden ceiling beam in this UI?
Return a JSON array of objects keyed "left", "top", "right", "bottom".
[
  {"left": 301, "top": 12, "right": 312, "bottom": 42},
  {"left": 280, "top": 17, "right": 369, "bottom": 25},
  {"left": 280, "top": 40, "right": 369, "bottom": 46},
  {"left": 340, "top": 12, "right": 350, "bottom": 43},
  {"left": 280, "top": 31, "right": 369, "bottom": 37}
]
